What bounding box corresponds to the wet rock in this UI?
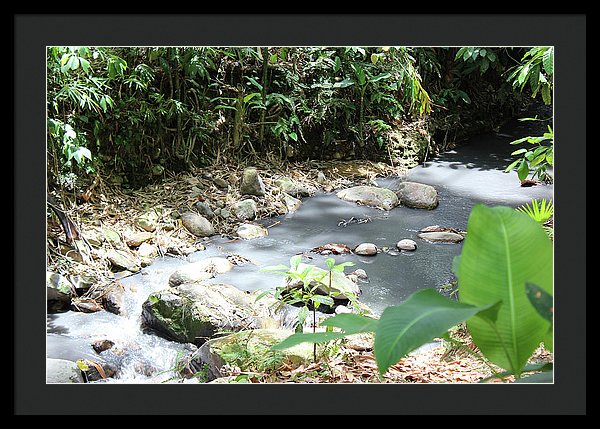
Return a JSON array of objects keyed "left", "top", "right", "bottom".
[
  {"left": 274, "top": 177, "right": 311, "bottom": 198},
  {"left": 102, "top": 281, "right": 126, "bottom": 316},
  {"left": 194, "top": 201, "right": 215, "bottom": 219},
  {"left": 232, "top": 199, "right": 257, "bottom": 221},
  {"left": 354, "top": 242, "right": 378, "bottom": 256},
  {"left": 394, "top": 181, "right": 438, "bottom": 209},
  {"left": 168, "top": 257, "right": 234, "bottom": 287},
  {"left": 417, "top": 231, "right": 464, "bottom": 243},
  {"left": 47, "top": 271, "right": 74, "bottom": 313},
  {"left": 180, "top": 211, "right": 215, "bottom": 237},
  {"left": 71, "top": 298, "right": 103, "bottom": 313},
  {"left": 336, "top": 186, "right": 399, "bottom": 210},
  {"left": 281, "top": 192, "right": 302, "bottom": 213},
  {"left": 236, "top": 223, "right": 268, "bottom": 240},
  {"left": 240, "top": 167, "right": 265, "bottom": 196},
  {"left": 46, "top": 358, "right": 84, "bottom": 383},
  {"left": 106, "top": 249, "right": 141, "bottom": 273},
  {"left": 140, "top": 284, "right": 293, "bottom": 346},
  {"left": 92, "top": 339, "right": 115, "bottom": 353},
  {"left": 126, "top": 231, "right": 154, "bottom": 247},
  {"left": 396, "top": 239, "right": 417, "bottom": 251},
  {"left": 351, "top": 269, "right": 368, "bottom": 279}
]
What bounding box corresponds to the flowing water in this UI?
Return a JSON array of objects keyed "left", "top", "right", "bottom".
[{"left": 46, "top": 115, "right": 554, "bottom": 383}]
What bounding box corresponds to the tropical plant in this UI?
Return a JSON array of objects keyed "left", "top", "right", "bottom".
[
  {"left": 272, "top": 204, "right": 553, "bottom": 382},
  {"left": 258, "top": 255, "right": 355, "bottom": 361},
  {"left": 455, "top": 47, "right": 501, "bottom": 75},
  {"left": 504, "top": 119, "right": 554, "bottom": 182},
  {"left": 516, "top": 199, "right": 554, "bottom": 224},
  {"left": 506, "top": 47, "right": 553, "bottom": 105}
]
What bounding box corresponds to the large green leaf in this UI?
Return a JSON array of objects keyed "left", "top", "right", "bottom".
[
  {"left": 374, "top": 288, "right": 496, "bottom": 376},
  {"left": 457, "top": 205, "right": 553, "bottom": 376}
]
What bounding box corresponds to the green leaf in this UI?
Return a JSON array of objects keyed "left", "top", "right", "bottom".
[
  {"left": 542, "top": 48, "right": 554, "bottom": 76},
  {"left": 541, "top": 84, "right": 552, "bottom": 105},
  {"left": 504, "top": 159, "right": 521, "bottom": 173},
  {"left": 374, "top": 288, "right": 495, "bottom": 375},
  {"left": 457, "top": 205, "right": 553, "bottom": 376},
  {"left": 272, "top": 331, "right": 349, "bottom": 350},
  {"left": 332, "top": 79, "right": 354, "bottom": 89},
  {"left": 525, "top": 283, "right": 553, "bottom": 323},
  {"left": 320, "top": 313, "right": 379, "bottom": 333},
  {"left": 511, "top": 148, "right": 528, "bottom": 156},
  {"left": 370, "top": 53, "right": 379, "bottom": 64},
  {"left": 311, "top": 295, "right": 334, "bottom": 307},
  {"left": 517, "top": 159, "right": 530, "bottom": 181}
]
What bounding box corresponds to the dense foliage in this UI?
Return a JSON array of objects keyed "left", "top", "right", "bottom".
[{"left": 47, "top": 46, "right": 547, "bottom": 190}]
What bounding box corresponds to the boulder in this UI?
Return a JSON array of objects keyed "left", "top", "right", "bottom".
[
  {"left": 46, "top": 358, "right": 84, "bottom": 383},
  {"left": 396, "top": 239, "right": 417, "bottom": 251},
  {"left": 394, "top": 181, "right": 438, "bottom": 209},
  {"left": 417, "top": 231, "right": 464, "bottom": 243},
  {"left": 140, "top": 284, "right": 293, "bottom": 346},
  {"left": 236, "top": 223, "right": 268, "bottom": 240},
  {"left": 232, "top": 199, "right": 257, "bottom": 221},
  {"left": 354, "top": 242, "right": 378, "bottom": 256},
  {"left": 168, "top": 257, "right": 234, "bottom": 287},
  {"left": 180, "top": 211, "right": 215, "bottom": 237},
  {"left": 185, "top": 329, "right": 317, "bottom": 381},
  {"left": 240, "top": 167, "right": 266, "bottom": 196},
  {"left": 336, "top": 186, "right": 399, "bottom": 210}
]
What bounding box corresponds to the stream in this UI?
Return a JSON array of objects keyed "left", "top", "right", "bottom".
[{"left": 46, "top": 115, "right": 554, "bottom": 383}]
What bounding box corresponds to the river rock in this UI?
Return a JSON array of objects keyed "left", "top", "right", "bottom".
[
  {"left": 194, "top": 201, "right": 215, "bottom": 219},
  {"left": 281, "top": 192, "right": 302, "bottom": 213},
  {"left": 240, "top": 167, "right": 265, "bottom": 196},
  {"left": 394, "top": 181, "right": 438, "bottom": 209},
  {"left": 185, "top": 329, "right": 317, "bottom": 381},
  {"left": 336, "top": 186, "right": 399, "bottom": 210},
  {"left": 106, "top": 249, "right": 141, "bottom": 273},
  {"left": 102, "top": 281, "right": 126, "bottom": 316},
  {"left": 126, "top": 231, "right": 154, "bottom": 247},
  {"left": 316, "top": 171, "right": 328, "bottom": 185},
  {"left": 354, "top": 242, "right": 378, "bottom": 256},
  {"left": 274, "top": 177, "right": 311, "bottom": 198},
  {"left": 92, "top": 339, "right": 115, "bottom": 353},
  {"left": 180, "top": 211, "right": 215, "bottom": 237},
  {"left": 284, "top": 263, "right": 361, "bottom": 300},
  {"left": 102, "top": 227, "right": 122, "bottom": 245},
  {"left": 135, "top": 211, "right": 159, "bottom": 232},
  {"left": 236, "top": 223, "right": 268, "bottom": 240},
  {"left": 232, "top": 199, "right": 257, "bottom": 221},
  {"left": 213, "top": 177, "right": 229, "bottom": 189},
  {"left": 417, "top": 231, "right": 464, "bottom": 243},
  {"left": 168, "top": 257, "right": 234, "bottom": 287},
  {"left": 137, "top": 242, "right": 158, "bottom": 258},
  {"left": 396, "top": 239, "right": 417, "bottom": 251},
  {"left": 46, "top": 358, "right": 84, "bottom": 383},
  {"left": 140, "top": 284, "right": 294, "bottom": 346},
  {"left": 47, "top": 271, "right": 74, "bottom": 313}
]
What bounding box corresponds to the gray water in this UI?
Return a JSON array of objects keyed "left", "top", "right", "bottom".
[{"left": 46, "top": 116, "right": 553, "bottom": 383}]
